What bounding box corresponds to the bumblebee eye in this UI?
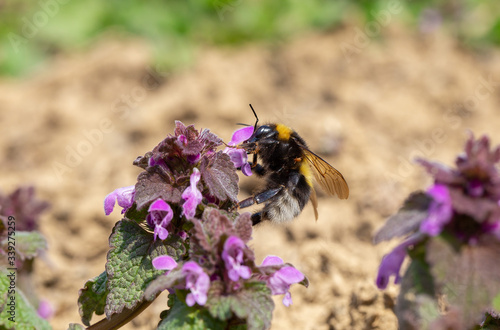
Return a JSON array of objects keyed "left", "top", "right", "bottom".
[{"left": 253, "top": 125, "right": 274, "bottom": 140}]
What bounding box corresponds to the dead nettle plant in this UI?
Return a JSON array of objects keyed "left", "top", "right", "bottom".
[
  {"left": 74, "top": 122, "right": 308, "bottom": 330},
  {"left": 375, "top": 133, "right": 500, "bottom": 329},
  {"left": 0, "top": 186, "right": 52, "bottom": 329}
]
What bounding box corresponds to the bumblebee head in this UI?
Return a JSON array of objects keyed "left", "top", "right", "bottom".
[{"left": 238, "top": 125, "right": 277, "bottom": 153}]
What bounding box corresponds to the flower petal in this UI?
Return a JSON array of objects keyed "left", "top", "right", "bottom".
[
  {"left": 152, "top": 255, "right": 178, "bottom": 270},
  {"left": 104, "top": 185, "right": 135, "bottom": 215},
  {"left": 420, "top": 184, "right": 452, "bottom": 236},
  {"left": 241, "top": 163, "right": 253, "bottom": 177},
  {"left": 104, "top": 191, "right": 117, "bottom": 215},
  {"left": 376, "top": 234, "right": 422, "bottom": 289},
  {"left": 275, "top": 266, "right": 304, "bottom": 284},
  {"left": 282, "top": 292, "right": 293, "bottom": 307},
  {"left": 229, "top": 126, "right": 254, "bottom": 145},
  {"left": 37, "top": 299, "right": 54, "bottom": 319},
  {"left": 149, "top": 199, "right": 171, "bottom": 212},
  {"left": 261, "top": 255, "right": 284, "bottom": 267}
]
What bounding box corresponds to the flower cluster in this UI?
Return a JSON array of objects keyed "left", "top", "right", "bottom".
[
  {"left": 375, "top": 133, "right": 500, "bottom": 289},
  {"left": 147, "top": 209, "right": 306, "bottom": 311},
  {"left": 0, "top": 186, "right": 53, "bottom": 322},
  {"left": 374, "top": 133, "right": 500, "bottom": 328},
  {"left": 104, "top": 121, "right": 239, "bottom": 241},
  {"left": 89, "top": 122, "right": 307, "bottom": 329}
]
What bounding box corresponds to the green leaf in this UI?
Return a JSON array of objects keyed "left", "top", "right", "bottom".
[
  {"left": 123, "top": 202, "right": 149, "bottom": 224},
  {"left": 158, "top": 294, "right": 226, "bottom": 330},
  {"left": 105, "top": 219, "right": 186, "bottom": 318},
  {"left": 78, "top": 271, "right": 108, "bottom": 326},
  {"left": 1, "top": 231, "right": 47, "bottom": 261},
  {"left": 0, "top": 271, "right": 51, "bottom": 330},
  {"left": 67, "top": 324, "right": 86, "bottom": 330},
  {"left": 207, "top": 281, "right": 273, "bottom": 330}
]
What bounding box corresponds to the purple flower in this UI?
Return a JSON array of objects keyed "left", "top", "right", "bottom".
[
  {"left": 146, "top": 199, "right": 173, "bottom": 241},
  {"left": 260, "top": 255, "right": 304, "bottom": 307},
  {"left": 223, "top": 126, "right": 254, "bottom": 176},
  {"left": 37, "top": 299, "right": 54, "bottom": 319},
  {"left": 376, "top": 234, "right": 423, "bottom": 289},
  {"left": 152, "top": 255, "right": 178, "bottom": 271},
  {"left": 181, "top": 168, "right": 202, "bottom": 219},
  {"left": 182, "top": 261, "right": 210, "bottom": 306},
  {"left": 419, "top": 184, "right": 453, "bottom": 236},
  {"left": 222, "top": 236, "right": 252, "bottom": 281},
  {"left": 104, "top": 185, "right": 135, "bottom": 215}
]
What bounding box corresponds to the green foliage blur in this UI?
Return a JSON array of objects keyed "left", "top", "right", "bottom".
[{"left": 0, "top": 0, "right": 499, "bottom": 76}]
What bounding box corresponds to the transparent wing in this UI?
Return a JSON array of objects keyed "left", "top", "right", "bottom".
[
  {"left": 309, "top": 185, "right": 319, "bottom": 221},
  {"left": 302, "top": 149, "right": 349, "bottom": 199}
]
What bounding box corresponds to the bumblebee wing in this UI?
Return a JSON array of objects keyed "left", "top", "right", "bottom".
[
  {"left": 310, "top": 185, "right": 319, "bottom": 221},
  {"left": 302, "top": 149, "right": 349, "bottom": 199}
]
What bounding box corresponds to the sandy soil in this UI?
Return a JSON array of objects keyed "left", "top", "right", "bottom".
[{"left": 1, "top": 24, "right": 500, "bottom": 329}]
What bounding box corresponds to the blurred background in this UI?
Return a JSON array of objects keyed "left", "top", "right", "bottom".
[{"left": 1, "top": 0, "right": 500, "bottom": 329}]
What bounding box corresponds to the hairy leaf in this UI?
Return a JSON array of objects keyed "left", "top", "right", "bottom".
[
  {"left": 427, "top": 237, "right": 500, "bottom": 328},
  {"left": 1, "top": 231, "right": 47, "bottom": 261},
  {"left": 415, "top": 158, "right": 461, "bottom": 185},
  {"left": 374, "top": 192, "right": 431, "bottom": 244},
  {"left": 448, "top": 187, "right": 498, "bottom": 222},
  {"left": 158, "top": 294, "right": 226, "bottom": 330},
  {"left": 134, "top": 171, "right": 182, "bottom": 209},
  {"left": 200, "top": 152, "right": 239, "bottom": 202},
  {"left": 105, "top": 219, "right": 186, "bottom": 318},
  {"left": 144, "top": 268, "right": 185, "bottom": 301},
  {"left": 207, "top": 281, "right": 273, "bottom": 330},
  {"left": 78, "top": 271, "right": 108, "bottom": 326},
  {"left": 0, "top": 272, "right": 51, "bottom": 330},
  {"left": 234, "top": 212, "right": 253, "bottom": 243}
]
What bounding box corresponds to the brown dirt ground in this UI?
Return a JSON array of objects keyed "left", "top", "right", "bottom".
[{"left": 1, "top": 24, "right": 500, "bottom": 329}]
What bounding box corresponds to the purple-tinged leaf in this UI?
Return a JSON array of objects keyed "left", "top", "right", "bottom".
[
  {"left": 206, "top": 281, "right": 273, "bottom": 330},
  {"left": 426, "top": 236, "right": 500, "bottom": 328},
  {"left": 200, "top": 152, "right": 239, "bottom": 202},
  {"left": 415, "top": 158, "right": 461, "bottom": 185},
  {"left": 234, "top": 212, "right": 252, "bottom": 243},
  {"left": 134, "top": 171, "right": 181, "bottom": 210},
  {"left": 373, "top": 192, "right": 431, "bottom": 244},
  {"left": 0, "top": 186, "right": 49, "bottom": 232},
  {"left": 448, "top": 187, "right": 498, "bottom": 222},
  {"left": 144, "top": 268, "right": 185, "bottom": 301}
]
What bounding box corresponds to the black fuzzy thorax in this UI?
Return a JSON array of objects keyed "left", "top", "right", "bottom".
[{"left": 254, "top": 125, "right": 311, "bottom": 211}]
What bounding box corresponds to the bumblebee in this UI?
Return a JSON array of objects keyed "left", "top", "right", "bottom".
[{"left": 238, "top": 105, "right": 349, "bottom": 226}]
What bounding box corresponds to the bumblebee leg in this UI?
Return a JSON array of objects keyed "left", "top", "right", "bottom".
[
  {"left": 251, "top": 212, "right": 263, "bottom": 225},
  {"left": 238, "top": 187, "right": 283, "bottom": 226},
  {"left": 238, "top": 187, "right": 283, "bottom": 209}
]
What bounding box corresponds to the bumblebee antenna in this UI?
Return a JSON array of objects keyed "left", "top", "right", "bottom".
[{"left": 249, "top": 104, "right": 258, "bottom": 131}]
